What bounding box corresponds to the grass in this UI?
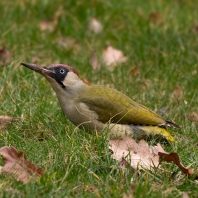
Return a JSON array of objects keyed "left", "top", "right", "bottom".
[{"left": 0, "top": 0, "right": 198, "bottom": 197}]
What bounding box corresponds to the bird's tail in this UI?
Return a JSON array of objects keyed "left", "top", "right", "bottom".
[
  {"left": 164, "top": 120, "right": 180, "bottom": 129},
  {"left": 131, "top": 125, "right": 175, "bottom": 142}
]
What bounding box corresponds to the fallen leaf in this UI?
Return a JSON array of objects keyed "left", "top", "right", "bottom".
[
  {"left": 159, "top": 152, "right": 195, "bottom": 178},
  {"left": 88, "top": 18, "right": 103, "bottom": 34},
  {"left": 173, "top": 86, "right": 183, "bottom": 99},
  {"left": 90, "top": 51, "right": 100, "bottom": 70},
  {"left": 102, "top": 46, "right": 128, "bottom": 69},
  {"left": 39, "top": 7, "right": 62, "bottom": 32},
  {"left": 0, "top": 115, "right": 16, "bottom": 131},
  {"left": 0, "top": 46, "right": 12, "bottom": 65},
  {"left": 110, "top": 137, "right": 198, "bottom": 179},
  {"left": 0, "top": 146, "right": 43, "bottom": 184},
  {"left": 187, "top": 112, "right": 198, "bottom": 123},
  {"left": 149, "top": 12, "right": 163, "bottom": 24},
  {"left": 109, "top": 137, "right": 165, "bottom": 170}
]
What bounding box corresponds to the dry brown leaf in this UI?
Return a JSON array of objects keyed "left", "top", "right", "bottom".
[
  {"left": 0, "top": 115, "right": 16, "bottom": 131},
  {"left": 173, "top": 86, "right": 183, "bottom": 99},
  {"left": 39, "top": 7, "right": 62, "bottom": 32},
  {"left": 102, "top": 46, "right": 128, "bottom": 69},
  {"left": 187, "top": 112, "right": 198, "bottom": 123},
  {"left": 90, "top": 51, "right": 100, "bottom": 70},
  {"left": 159, "top": 152, "right": 197, "bottom": 178},
  {"left": 88, "top": 18, "right": 103, "bottom": 34},
  {"left": 0, "top": 46, "right": 12, "bottom": 65},
  {"left": 110, "top": 137, "right": 198, "bottom": 179},
  {"left": 0, "top": 146, "right": 43, "bottom": 184},
  {"left": 149, "top": 12, "right": 163, "bottom": 24},
  {"left": 109, "top": 137, "right": 165, "bottom": 170}
]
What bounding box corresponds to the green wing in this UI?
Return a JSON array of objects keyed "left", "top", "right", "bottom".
[{"left": 76, "top": 85, "right": 165, "bottom": 126}]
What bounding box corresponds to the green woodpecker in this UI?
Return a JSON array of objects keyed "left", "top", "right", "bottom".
[{"left": 21, "top": 62, "right": 180, "bottom": 142}]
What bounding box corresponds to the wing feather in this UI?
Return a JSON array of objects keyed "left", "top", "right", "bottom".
[{"left": 76, "top": 85, "right": 166, "bottom": 126}]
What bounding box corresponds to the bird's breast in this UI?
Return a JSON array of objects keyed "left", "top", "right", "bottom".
[{"left": 57, "top": 93, "right": 99, "bottom": 129}]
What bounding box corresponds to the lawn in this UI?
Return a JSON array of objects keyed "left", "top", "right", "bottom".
[{"left": 0, "top": 0, "right": 198, "bottom": 197}]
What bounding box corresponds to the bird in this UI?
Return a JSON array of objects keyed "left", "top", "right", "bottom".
[{"left": 21, "top": 62, "right": 180, "bottom": 142}]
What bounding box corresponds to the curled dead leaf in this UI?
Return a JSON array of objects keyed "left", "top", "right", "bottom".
[
  {"left": 102, "top": 46, "right": 128, "bottom": 69},
  {"left": 110, "top": 137, "right": 198, "bottom": 179},
  {"left": 187, "top": 112, "right": 198, "bottom": 123},
  {"left": 159, "top": 152, "right": 196, "bottom": 178},
  {"left": 0, "top": 46, "right": 12, "bottom": 65},
  {"left": 0, "top": 146, "right": 43, "bottom": 184},
  {"left": 89, "top": 18, "right": 103, "bottom": 34}
]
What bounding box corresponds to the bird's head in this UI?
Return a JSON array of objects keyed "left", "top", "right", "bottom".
[{"left": 21, "top": 62, "right": 90, "bottom": 91}]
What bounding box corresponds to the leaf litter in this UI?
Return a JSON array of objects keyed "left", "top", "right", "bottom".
[
  {"left": 1, "top": 135, "right": 197, "bottom": 184},
  {"left": 0, "top": 45, "right": 12, "bottom": 65},
  {"left": 109, "top": 136, "right": 198, "bottom": 179},
  {"left": 102, "top": 46, "right": 128, "bottom": 69},
  {"left": 88, "top": 18, "right": 103, "bottom": 34},
  {"left": 0, "top": 146, "right": 43, "bottom": 184},
  {"left": 149, "top": 12, "right": 163, "bottom": 25},
  {"left": 90, "top": 46, "right": 128, "bottom": 71},
  {"left": 1, "top": 134, "right": 197, "bottom": 183}
]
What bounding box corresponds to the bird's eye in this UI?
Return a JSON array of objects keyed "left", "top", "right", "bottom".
[{"left": 59, "top": 68, "right": 65, "bottom": 74}]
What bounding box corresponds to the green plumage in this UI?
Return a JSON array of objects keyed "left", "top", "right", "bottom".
[
  {"left": 21, "top": 62, "right": 178, "bottom": 142},
  {"left": 77, "top": 85, "right": 165, "bottom": 126}
]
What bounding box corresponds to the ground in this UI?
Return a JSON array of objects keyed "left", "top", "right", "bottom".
[{"left": 0, "top": 0, "right": 198, "bottom": 197}]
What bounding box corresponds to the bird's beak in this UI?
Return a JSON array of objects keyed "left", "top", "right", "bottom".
[{"left": 21, "top": 62, "right": 54, "bottom": 76}]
